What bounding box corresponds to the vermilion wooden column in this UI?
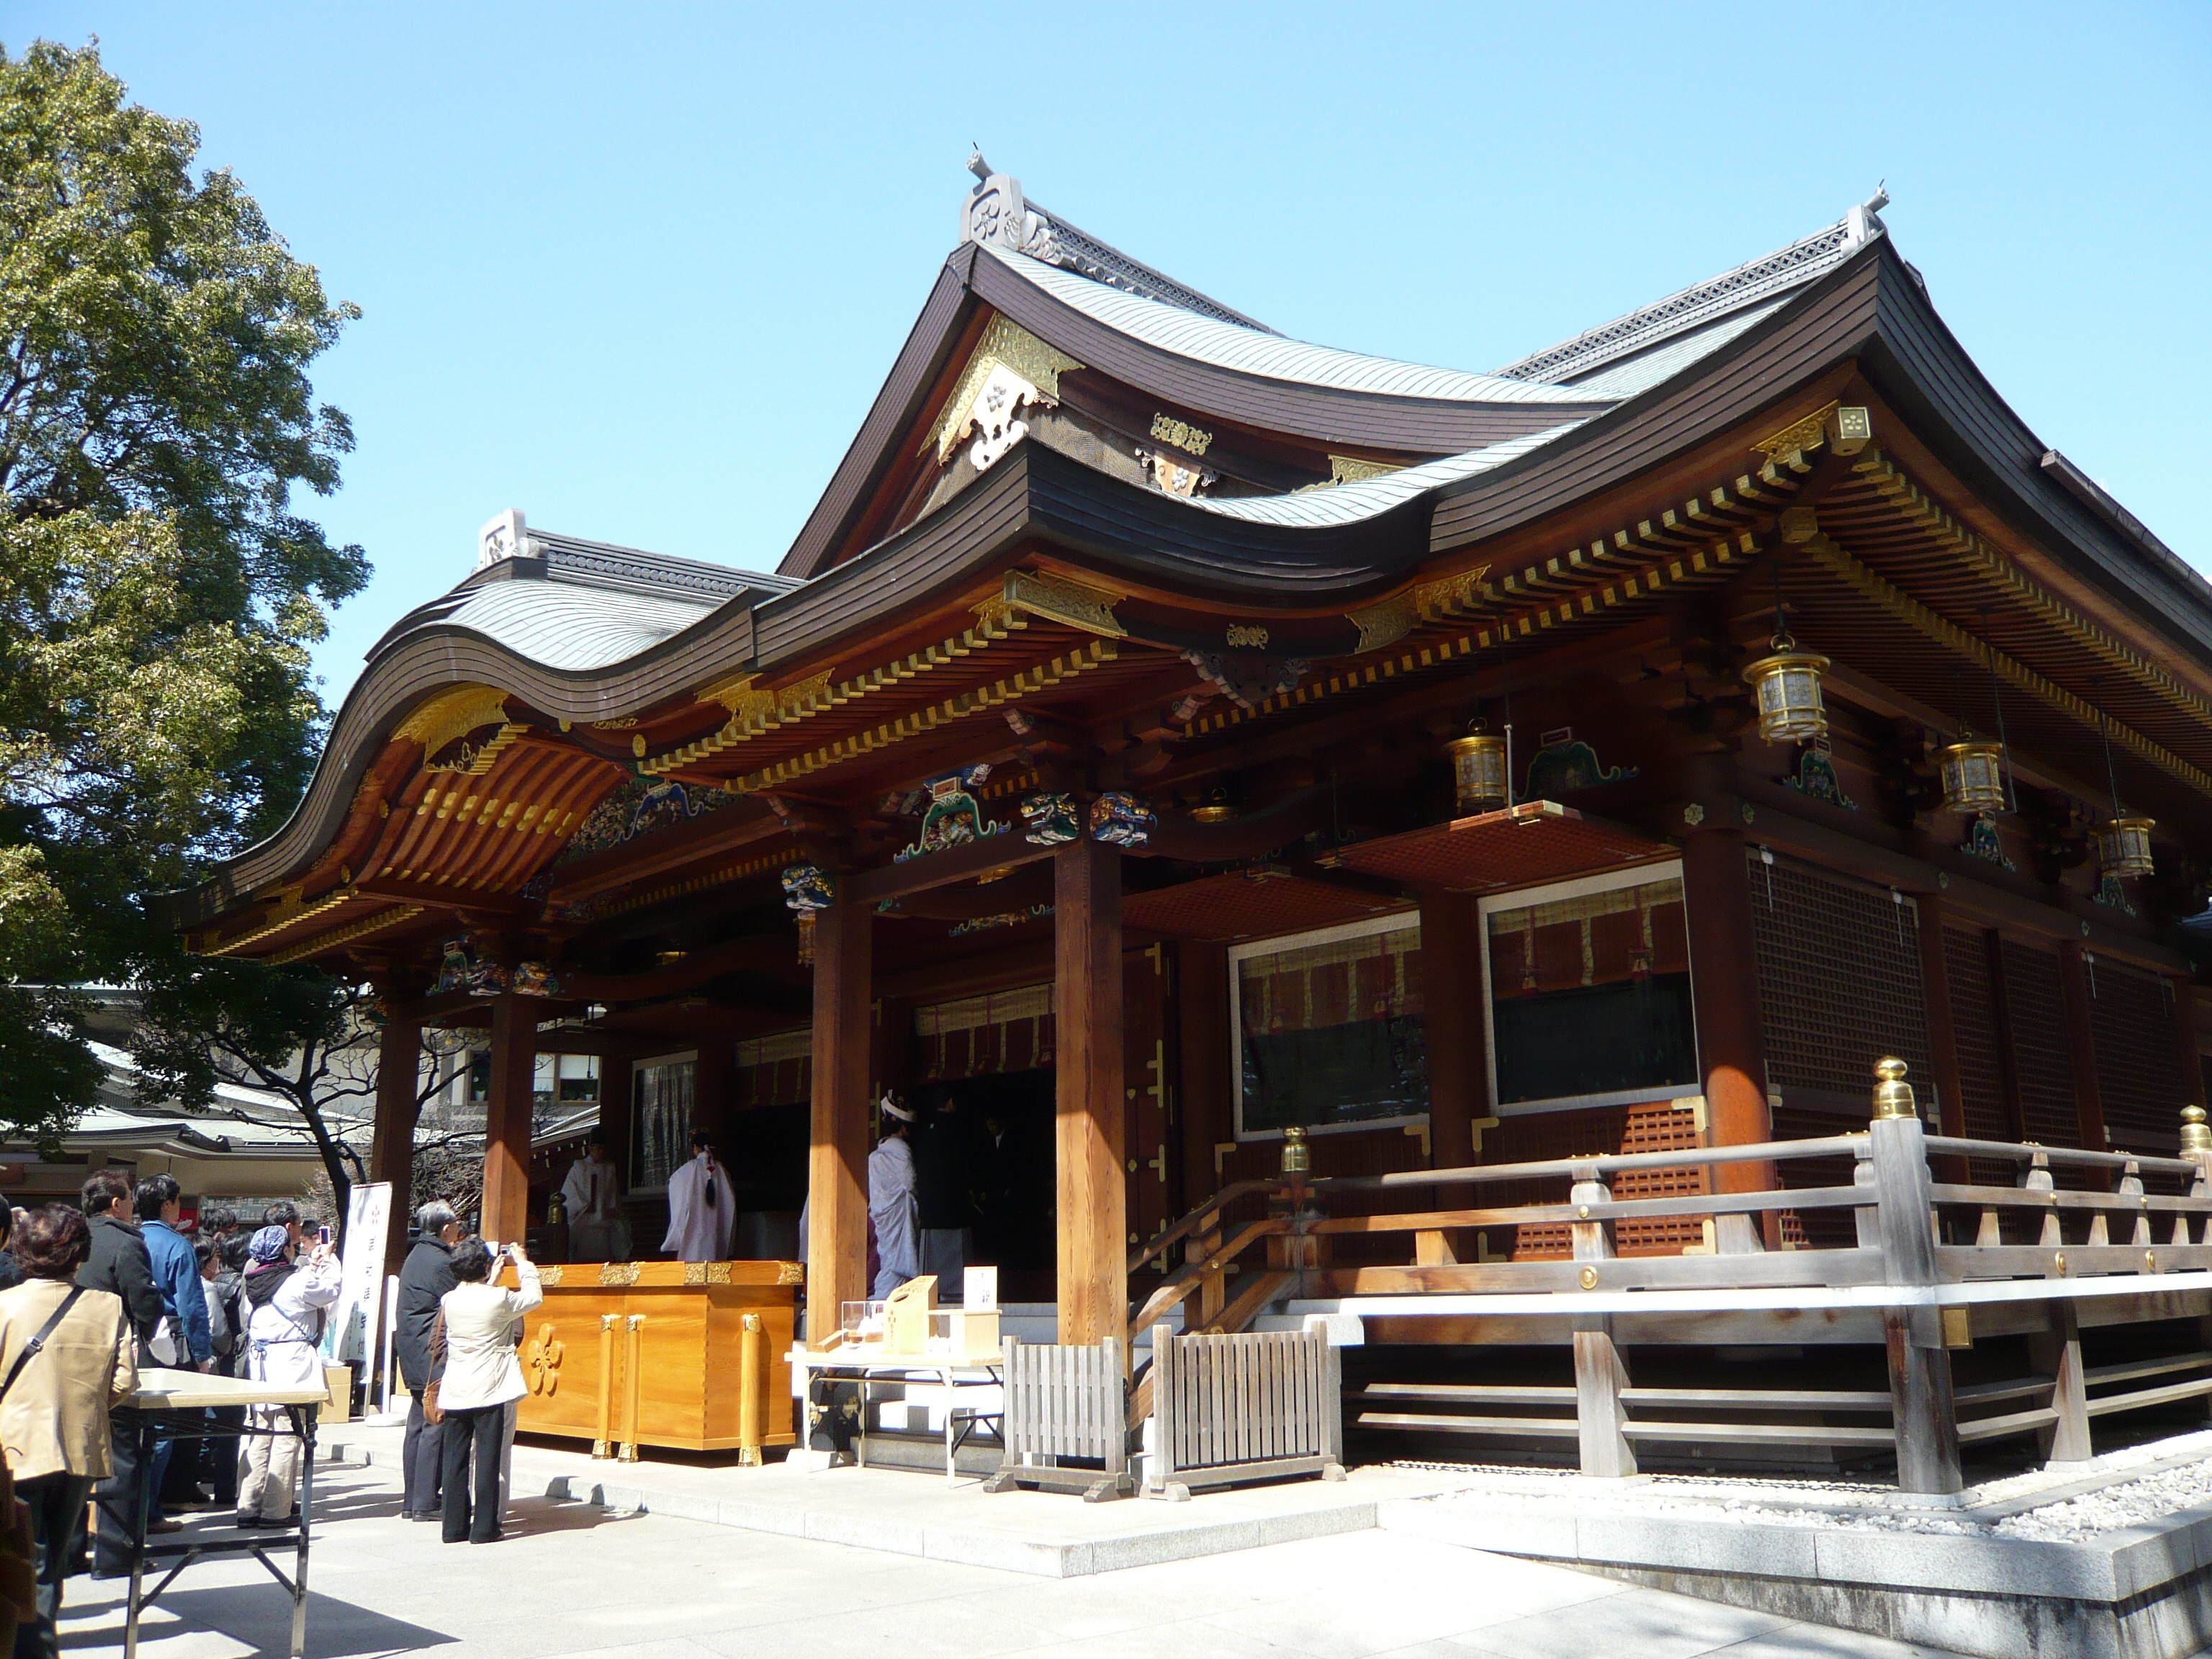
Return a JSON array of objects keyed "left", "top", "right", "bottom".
[
  {"left": 369, "top": 1000, "right": 423, "bottom": 1282},
  {"left": 1419, "top": 889, "right": 1486, "bottom": 1171},
  {"left": 1177, "top": 941, "right": 1232, "bottom": 1211},
  {"left": 480, "top": 995, "right": 537, "bottom": 1246},
  {"left": 1679, "top": 829, "right": 1776, "bottom": 1207},
  {"left": 2170, "top": 975, "right": 2206, "bottom": 1114},
  {"left": 1916, "top": 896, "right": 1971, "bottom": 1184},
  {"left": 1055, "top": 840, "right": 1126, "bottom": 1346},
  {"left": 806, "top": 903, "right": 872, "bottom": 1346},
  {"left": 2058, "top": 941, "right": 2108, "bottom": 1161}
]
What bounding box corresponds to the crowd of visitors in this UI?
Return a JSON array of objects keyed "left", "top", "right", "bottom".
[{"left": 0, "top": 1179, "right": 539, "bottom": 1656}]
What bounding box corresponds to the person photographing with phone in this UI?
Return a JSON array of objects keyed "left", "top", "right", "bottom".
[
  {"left": 235, "top": 1223, "right": 341, "bottom": 1527},
  {"left": 436, "top": 1237, "right": 541, "bottom": 1544}
]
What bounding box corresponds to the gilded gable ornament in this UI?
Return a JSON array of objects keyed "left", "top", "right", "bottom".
[
  {"left": 931, "top": 316, "right": 1084, "bottom": 467},
  {"left": 1136, "top": 448, "right": 1215, "bottom": 498}
]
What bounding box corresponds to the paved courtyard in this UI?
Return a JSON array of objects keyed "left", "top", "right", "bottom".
[{"left": 55, "top": 1457, "right": 1983, "bottom": 1659}]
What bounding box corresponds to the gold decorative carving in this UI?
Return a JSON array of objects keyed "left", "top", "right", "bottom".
[
  {"left": 394, "top": 685, "right": 513, "bottom": 759},
  {"left": 1751, "top": 401, "right": 1839, "bottom": 467},
  {"left": 1344, "top": 565, "right": 1492, "bottom": 655},
  {"left": 204, "top": 884, "right": 363, "bottom": 958},
  {"left": 599, "top": 1262, "right": 640, "bottom": 1287},
  {"left": 264, "top": 904, "right": 423, "bottom": 966},
  {"left": 1345, "top": 596, "right": 1415, "bottom": 655},
  {"left": 591, "top": 717, "right": 638, "bottom": 731},
  {"left": 1330, "top": 455, "right": 1397, "bottom": 485},
  {"left": 1149, "top": 414, "right": 1213, "bottom": 455},
  {"left": 931, "top": 316, "right": 1084, "bottom": 462},
  {"left": 1002, "top": 570, "right": 1127, "bottom": 637},
  {"left": 1223, "top": 624, "right": 1270, "bottom": 649},
  {"left": 537, "top": 1264, "right": 565, "bottom": 1286},
  {"left": 776, "top": 1261, "right": 805, "bottom": 1286},
  {"left": 683, "top": 1261, "right": 734, "bottom": 1285}
]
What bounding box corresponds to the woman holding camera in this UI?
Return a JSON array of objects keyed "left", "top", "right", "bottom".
[
  {"left": 235, "top": 1224, "right": 341, "bottom": 1528},
  {"left": 436, "top": 1238, "right": 541, "bottom": 1545}
]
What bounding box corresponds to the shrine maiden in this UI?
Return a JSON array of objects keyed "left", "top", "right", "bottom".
[
  {"left": 560, "top": 1132, "right": 630, "bottom": 1262},
  {"left": 867, "top": 1097, "right": 919, "bottom": 1298},
  {"left": 660, "top": 1130, "right": 734, "bottom": 1263}
]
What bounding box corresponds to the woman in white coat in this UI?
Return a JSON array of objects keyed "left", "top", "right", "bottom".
[
  {"left": 437, "top": 1237, "right": 541, "bottom": 1544},
  {"left": 235, "top": 1225, "right": 341, "bottom": 1527}
]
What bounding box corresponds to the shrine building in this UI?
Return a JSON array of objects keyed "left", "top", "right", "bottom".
[{"left": 161, "top": 162, "right": 2212, "bottom": 1475}]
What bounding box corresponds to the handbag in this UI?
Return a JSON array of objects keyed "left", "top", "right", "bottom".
[{"left": 422, "top": 1310, "right": 446, "bottom": 1425}]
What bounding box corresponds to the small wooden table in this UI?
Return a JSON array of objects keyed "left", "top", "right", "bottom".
[
  {"left": 503, "top": 1259, "right": 802, "bottom": 1460},
  {"left": 117, "top": 1370, "right": 332, "bottom": 1659},
  {"left": 788, "top": 1348, "right": 1004, "bottom": 1485}
]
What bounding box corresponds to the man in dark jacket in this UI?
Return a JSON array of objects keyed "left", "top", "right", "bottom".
[
  {"left": 77, "top": 1168, "right": 169, "bottom": 1574},
  {"left": 396, "top": 1201, "right": 463, "bottom": 1520}
]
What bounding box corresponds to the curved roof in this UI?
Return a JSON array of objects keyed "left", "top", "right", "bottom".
[
  {"left": 986, "top": 246, "right": 1593, "bottom": 405},
  {"left": 1187, "top": 424, "right": 1586, "bottom": 527}
]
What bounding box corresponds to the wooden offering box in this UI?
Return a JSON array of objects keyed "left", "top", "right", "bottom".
[{"left": 498, "top": 1260, "right": 802, "bottom": 1461}]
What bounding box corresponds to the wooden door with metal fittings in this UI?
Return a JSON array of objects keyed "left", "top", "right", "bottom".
[{"left": 1125, "top": 945, "right": 1174, "bottom": 1256}]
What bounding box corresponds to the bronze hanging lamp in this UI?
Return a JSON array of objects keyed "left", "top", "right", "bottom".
[
  {"left": 1937, "top": 739, "right": 2008, "bottom": 816},
  {"left": 1190, "top": 787, "right": 1238, "bottom": 825},
  {"left": 2094, "top": 698, "right": 2154, "bottom": 878},
  {"left": 1445, "top": 720, "right": 1509, "bottom": 814},
  {"left": 1742, "top": 557, "right": 1829, "bottom": 744}
]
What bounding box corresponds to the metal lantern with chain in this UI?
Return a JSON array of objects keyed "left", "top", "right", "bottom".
[
  {"left": 2092, "top": 698, "right": 2156, "bottom": 880},
  {"left": 1742, "top": 559, "right": 1828, "bottom": 745},
  {"left": 1936, "top": 738, "right": 2008, "bottom": 816},
  {"left": 1446, "top": 723, "right": 1509, "bottom": 814}
]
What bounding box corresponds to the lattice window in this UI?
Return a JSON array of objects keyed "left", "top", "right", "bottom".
[
  {"left": 2087, "top": 956, "right": 2185, "bottom": 1157},
  {"left": 1999, "top": 941, "right": 2082, "bottom": 1151},
  {"left": 1495, "top": 1102, "right": 1707, "bottom": 1259},
  {"left": 1746, "top": 851, "right": 1930, "bottom": 1105},
  {"left": 1941, "top": 926, "right": 2016, "bottom": 1187}
]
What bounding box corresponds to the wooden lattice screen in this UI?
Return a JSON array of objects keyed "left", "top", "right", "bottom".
[
  {"left": 2087, "top": 955, "right": 2185, "bottom": 1158},
  {"left": 1999, "top": 940, "right": 2083, "bottom": 1153}
]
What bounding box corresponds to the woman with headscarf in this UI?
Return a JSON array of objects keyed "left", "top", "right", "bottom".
[{"left": 234, "top": 1225, "right": 340, "bottom": 1528}]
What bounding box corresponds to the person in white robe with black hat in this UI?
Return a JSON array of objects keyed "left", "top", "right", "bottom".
[
  {"left": 866, "top": 1096, "right": 919, "bottom": 1298},
  {"left": 660, "top": 1130, "right": 734, "bottom": 1264}
]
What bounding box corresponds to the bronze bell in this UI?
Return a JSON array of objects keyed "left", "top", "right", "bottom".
[{"left": 1871, "top": 1056, "right": 1917, "bottom": 1121}]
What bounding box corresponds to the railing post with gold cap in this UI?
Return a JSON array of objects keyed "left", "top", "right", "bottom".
[
  {"left": 1569, "top": 1161, "right": 1635, "bottom": 1478},
  {"left": 621, "top": 1315, "right": 645, "bottom": 1462},
  {"left": 593, "top": 1313, "right": 616, "bottom": 1460},
  {"left": 1869, "top": 1058, "right": 1963, "bottom": 1493},
  {"left": 738, "top": 1313, "right": 765, "bottom": 1467}
]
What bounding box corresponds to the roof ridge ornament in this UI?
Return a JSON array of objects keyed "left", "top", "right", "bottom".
[{"left": 477, "top": 508, "right": 539, "bottom": 570}]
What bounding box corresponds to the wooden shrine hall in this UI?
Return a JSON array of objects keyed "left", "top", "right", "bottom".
[{"left": 161, "top": 164, "right": 2212, "bottom": 1488}]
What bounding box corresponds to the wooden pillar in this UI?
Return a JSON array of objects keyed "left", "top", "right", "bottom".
[
  {"left": 1055, "top": 840, "right": 1126, "bottom": 1346},
  {"left": 693, "top": 1034, "right": 734, "bottom": 1156},
  {"left": 1177, "top": 942, "right": 1232, "bottom": 1213},
  {"left": 2058, "top": 941, "right": 2108, "bottom": 1159},
  {"left": 1870, "top": 1112, "right": 1963, "bottom": 1493},
  {"left": 806, "top": 903, "right": 872, "bottom": 1346},
  {"left": 1419, "top": 889, "right": 1487, "bottom": 1172},
  {"left": 1569, "top": 1165, "right": 1634, "bottom": 1478},
  {"left": 1916, "top": 896, "right": 1970, "bottom": 1186},
  {"left": 369, "top": 1002, "right": 423, "bottom": 1283},
  {"left": 1680, "top": 828, "right": 1776, "bottom": 1228},
  {"left": 2030, "top": 1301, "right": 2092, "bottom": 1463},
  {"left": 481, "top": 995, "right": 536, "bottom": 1246},
  {"left": 1985, "top": 933, "right": 2031, "bottom": 1142},
  {"left": 2171, "top": 975, "right": 2206, "bottom": 1114}
]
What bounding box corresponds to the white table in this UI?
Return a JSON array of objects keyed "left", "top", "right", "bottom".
[
  {"left": 118, "top": 1370, "right": 334, "bottom": 1659},
  {"left": 788, "top": 1347, "right": 1003, "bottom": 1484}
]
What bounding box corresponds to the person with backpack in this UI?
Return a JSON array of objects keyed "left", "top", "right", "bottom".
[
  {"left": 235, "top": 1226, "right": 340, "bottom": 1528},
  {"left": 0, "top": 1205, "right": 138, "bottom": 1659}
]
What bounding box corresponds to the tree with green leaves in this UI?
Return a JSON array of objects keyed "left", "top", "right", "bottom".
[{"left": 1, "top": 38, "right": 366, "bottom": 1133}]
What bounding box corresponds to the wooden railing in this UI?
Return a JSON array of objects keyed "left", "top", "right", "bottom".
[{"left": 1125, "top": 1067, "right": 2212, "bottom": 1493}]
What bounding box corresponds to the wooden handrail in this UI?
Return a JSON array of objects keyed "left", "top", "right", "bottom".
[
  {"left": 1925, "top": 1136, "right": 2199, "bottom": 1176},
  {"left": 1126, "top": 1179, "right": 1280, "bottom": 1275},
  {"left": 1312, "top": 1133, "right": 1868, "bottom": 1195}
]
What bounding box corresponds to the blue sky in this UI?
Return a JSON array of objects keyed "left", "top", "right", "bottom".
[{"left": 6, "top": 2, "right": 2208, "bottom": 711}]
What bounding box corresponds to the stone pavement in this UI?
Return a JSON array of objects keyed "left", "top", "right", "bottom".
[{"left": 56, "top": 1457, "right": 1979, "bottom": 1659}]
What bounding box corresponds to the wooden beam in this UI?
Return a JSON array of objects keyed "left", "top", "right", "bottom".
[
  {"left": 847, "top": 833, "right": 1057, "bottom": 906},
  {"left": 481, "top": 994, "right": 536, "bottom": 1245},
  {"left": 806, "top": 902, "right": 872, "bottom": 1346},
  {"left": 369, "top": 998, "right": 423, "bottom": 1285},
  {"left": 1056, "top": 839, "right": 1127, "bottom": 1346}
]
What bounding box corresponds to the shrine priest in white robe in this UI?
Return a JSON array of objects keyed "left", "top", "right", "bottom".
[
  {"left": 661, "top": 1130, "right": 735, "bottom": 1262},
  {"left": 867, "top": 1097, "right": 920, "bottom": 1298},
  {"left": 561, "top": 1131, "right": 630, "bottom": 1262}
]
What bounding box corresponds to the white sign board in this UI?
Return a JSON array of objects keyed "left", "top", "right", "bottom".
[{"left": 322, "top": 1181, "right": 392, "bottom": 1367}]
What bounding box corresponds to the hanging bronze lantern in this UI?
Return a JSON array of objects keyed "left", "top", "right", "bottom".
[
  {"left": 1446, "top": 725, "right": 1509, "bottom": 813},
  {"left": 2097, "top": 816, "right": 2156, "bottom": 879},
  {"left": 1743, "top": 643, "right": 1831, "bottom": 744},
  {"left": 1936, "top": 739, "right": 2007, "bottom": 816},
  {"left": 1190, "top": 787, "right": 1238, "bottom": 825}
]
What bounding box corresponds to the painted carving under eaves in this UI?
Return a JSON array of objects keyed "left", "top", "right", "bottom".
[
  {"left": 431, "top": 937, "right": 561, "bottom": 999},
  {"left": 556, "top": 777, "right": 728, "bottom": 865},
  {"left": 1089, "top": 792, "right": 1154, "bottom": 849},
  {"left": 896, "top": 765, "right": 1005, "bottom": 862},
  {"left": 1021, "top": 792, "right": 1079, "bottom": 846},
  {"left": 1524, "top": 730, "right": 1637, "bottom": 798},
  {"left": 1183, "top": 650, "right": 1311, "bottom": 711}
]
